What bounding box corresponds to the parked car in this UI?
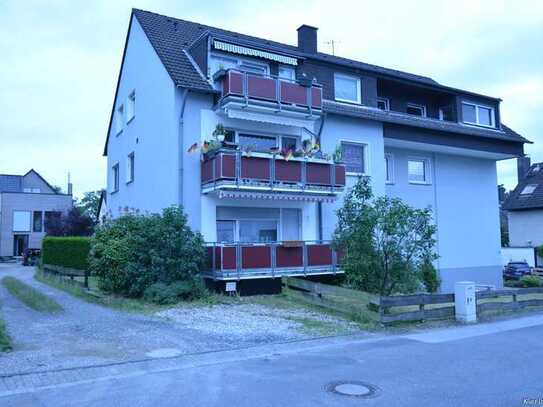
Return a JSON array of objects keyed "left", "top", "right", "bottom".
[{"left": 503, "top": 261, "right": 532, "bottom": 280}]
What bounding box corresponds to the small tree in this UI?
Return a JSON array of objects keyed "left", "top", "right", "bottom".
[
  {"left": 45, "top": 208, "right": 94, "bottom": 237},
  {"left": 77, "top": 191, "right": 102, "bottom": 223},
  {"left": 334, "top": 177, "right": 438, "bottom": 295}
]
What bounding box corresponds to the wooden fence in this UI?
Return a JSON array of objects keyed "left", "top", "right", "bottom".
[
  {"left": 42, "top": 264, "right": 89, "bottom": 288},
  {"left": 476, "top": 287, "right": 543, "bottom": 313},
  {"left": 370, "top": 293, "right": 455, "bottom": 324}
]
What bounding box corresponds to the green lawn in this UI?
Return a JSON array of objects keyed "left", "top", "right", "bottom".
[
  {"left": 2, "top": 277, "right": 63, "bottom": 313},
  {"left": 34, "top": 270, "right": 219, "bottom": 314},
  {"left": 0, "top": 315, "right": 12, "bottom": 352}
]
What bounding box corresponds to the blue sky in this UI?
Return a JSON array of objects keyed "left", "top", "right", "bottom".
[{"left": 1, "top": 0, "right": 542, "bottom": 196}]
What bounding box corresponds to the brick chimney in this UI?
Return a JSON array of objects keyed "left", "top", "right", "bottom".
[
  {"left": 297, "top": 25, "right": 318, "bottom": 54},
  {"left": 517, "top": 156, "right": 531, "bottom": 182}
]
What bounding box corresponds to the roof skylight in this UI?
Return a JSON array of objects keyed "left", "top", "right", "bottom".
[{"left": 520, "top": 184, "right": 538, "bottom": 195}]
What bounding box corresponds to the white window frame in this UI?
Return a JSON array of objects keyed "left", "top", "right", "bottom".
[
  {"left": 377, "top": 97, "right": 390, "bottom": 111},
  {"left": 334, "top": 73, "right": 361, "bottom": 104},
  {"left": 278, "top": 65, "right": 296, "bottom": 81},
  {"left": 126, "top": 91, "right": 135, "bottom": 124},
  {"left": 407, "top": 157, "right": 432, "bottom": 185},
  {"left": 406, "top": 103, "right": 427, "bottom": 117},
  {"left": 115, "top": 104, "right": 124, "bottom": 135},
  {"left": 111, "top": 163, "right": 120, "bottom": 193},
  {"left": 234, "top": 130, "right": 300, "bottom": 151},
  {"left": 340, "top": 140, "right": 369, "bottom": 176},
  {"left": 520, "top": 184, "right": 537, "bottom": 195},
  {"left": 209, "top": 52, "right": 270, "bottom": 77},
  {"left": 461, "top": 101, "right": 495, "bottom": 128},
  {"left": 13, "top": 211, "right": 31, "bottom": 232},
  {"left": 126, "top": 152, "right": 134, "bottom": 184},
  {"left": 385, "top": 153, "right": 394, "bottom": 184}
]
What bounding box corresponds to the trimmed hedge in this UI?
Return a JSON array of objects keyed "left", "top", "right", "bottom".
[{"left": 42, "top": 237, "right": 91, "bottom": 271}]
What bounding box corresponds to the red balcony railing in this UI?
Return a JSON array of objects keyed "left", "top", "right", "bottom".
[
  {"left": 216, "top": 69, "right": 323, "bottom": 112},
  {"left": 204, "top": 241, "right": 343, "bottom": 280},
  {"left": 201, "top": 150, "right": 346, "bottom": 195}
]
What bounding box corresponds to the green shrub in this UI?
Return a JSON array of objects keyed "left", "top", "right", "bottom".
[
  {"left": 520, "top": 275, "right": 543, "bottom": 288},
  {"left": 42, "top": 237, "right": 91, "bottom": 270},
  {"left": 421, "top": 260, "right": 440, "bottom": 293},
  {"left": 504, "top": 279, "right": 524, "bottom": 288},
  {"left": 89, "top": 206, "right": 206, "bottom": 298},
  {"left": 143, "top": 280, "right": 207, "bottom": 304}
]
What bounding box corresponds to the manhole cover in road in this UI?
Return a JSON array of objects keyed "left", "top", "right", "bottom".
[
  {"left": 326, "top": 381, "right": 380, "bottom": 398},
  {"left": 146, "top": 348, "right": 182, "bottom": 358}
]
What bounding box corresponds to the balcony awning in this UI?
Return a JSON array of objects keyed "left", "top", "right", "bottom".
[
  {"left": 217, "top": 190, "right": 336, "bottom": 203},
  {"left": 213, "top": 40, "right": 298, "bottom": 66}
]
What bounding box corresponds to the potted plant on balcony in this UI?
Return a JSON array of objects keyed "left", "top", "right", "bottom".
[{"left": 332, "top": 145, "right": 343, "bottom": 163}]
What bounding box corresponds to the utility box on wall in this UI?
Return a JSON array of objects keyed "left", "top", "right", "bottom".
[{"left": 455, "top": 281, "right": 476, "bottom": 323}]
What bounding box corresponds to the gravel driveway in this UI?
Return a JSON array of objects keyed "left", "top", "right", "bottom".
[{"left": 0, "top": 263, "right": 362, "bottom": 375}]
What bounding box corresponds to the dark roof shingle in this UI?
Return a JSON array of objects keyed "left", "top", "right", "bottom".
[
  {"left": 0, "top": 175, "right": 22, "bottom": 192},
  {"left": 503, "top": 163, "right": 543, "bottom": 211}
]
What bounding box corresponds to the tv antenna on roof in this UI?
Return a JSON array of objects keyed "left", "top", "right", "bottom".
[{"left": 324, "top": 40, "right": 340, "bottom": 55}]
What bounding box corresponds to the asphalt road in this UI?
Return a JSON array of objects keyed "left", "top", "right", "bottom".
[{"left": 2, "top": 313, "right": 543, "bottom": 406}]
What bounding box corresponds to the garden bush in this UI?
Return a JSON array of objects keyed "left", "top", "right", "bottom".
[
  {"left": 520, "top": 275, "right": 543, "bottom": 288},
  {"left": 89, "top": 206, "right": 207, "bottom": 298},
  {"left": 42, "top": 236, "right": 91, "bottom": 270},
  {"left": 143, "top": 280, "right": 207, "bottom": 304}
]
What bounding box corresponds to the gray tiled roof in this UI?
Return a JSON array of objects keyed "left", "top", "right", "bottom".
[
  {"left": 323, "top": 101, "right": 528, "bottom": 143},
  {"left": 503, "top": 163, "right": 543, "bottom": 211},
  {"left": 133, "top": 9, "right": 461, "bottom": 93},
  {"left": 0, "top": 175, "right": 22, "bottom": 192}
]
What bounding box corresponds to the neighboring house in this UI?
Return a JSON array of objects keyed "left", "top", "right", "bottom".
[
  {"left": 503, "top": 157, "right": 543, "bottom": 265},
  {"left": 97, "top": 189, "right": 108, "bottom": 225},
  {"left": 0, "top": 170, "right": 73, "bottom": 258},
  {"left": 103, "top": 9, "right": 528, "bottom": 292}
]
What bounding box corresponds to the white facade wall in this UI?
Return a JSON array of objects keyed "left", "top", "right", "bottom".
[
  {"left": 508, "top": 210, "right": 543, "bottom": 248},
  {"left": 320, "top": 115, "right": 385, "bottom": 240},
  {"left": 106, "top": 17, "right": 180, "bottom": 217},
  {"left": 385, "top": 148, "right": 503, "bottom": 291}
]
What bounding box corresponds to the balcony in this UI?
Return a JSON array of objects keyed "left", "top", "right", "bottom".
[
  {"left": 204, "top": 241, "right": 343, "bottom": 280},
  {"left": 214, "top": 69, "right": 323, "bottom": 127},
  {"left": 201, "top": 149, "right": 346, "bottom": 201}
]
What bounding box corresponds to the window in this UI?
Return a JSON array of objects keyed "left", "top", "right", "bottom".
[
  {"left": 239, "top": 61, "right": 268, "bottom": 75},
  {"left": 126, "top": 153, "right": 135, "bottom": 184},
  {"left": 377, "top": 98, "right": 389, "bottom": 111},
  {"left": 278, "top": 66, "right": 296, "bottom": 81},
  {"left": 44, "top": 211, "right": 61, "bottom": 233},
  {"left": 112, "top": 163, "right": 119, "bottom": 192},
  {"left": 385, "top": 154, "right": 394, "bottom": 184},
  {"left": 334, "top": 73, "right": 361, "bottom": 104},
  {"left": 115, "top": 104, "right": 124, "bottom": 135},
  {"left": 238, "top": 133, "right": 277, "bottom": 151},
  {"left": 209, "top": 54, "right": 238, "bottom": 76},
  {"left": 13, "top": 211, "right": 31, "bottom": 232},
  {"left": 239, "top": 220, "right": 278, "bottom": 242},
  {"left": 408, "top": 159, "right": 430, "bottom": 184},
  {"left": 520, "top": 184, "right": 538, "bottom": 195},
  {"left": 126, "top": 91, "right": 135, "bottom": 123},
  {"left": 461, "top": 102, "right": 495, "bottom": 127},
  {"left": 281, "top": 136, "right": 298, "bottom": 151},
  {"left": 33, "top": 211, "right": 43, "bottom": 232},
  {"left": 341, "top": 142, "right": 366, "bottom": 174},
  {"left": 216, "top": 220, "right": 235, "bottom": 242},
  {"left": 23, "top": 188, "right": 40, "bottom": 193},
  {"left": 406, "top": 103, "right": 426, "bottom": 117}
]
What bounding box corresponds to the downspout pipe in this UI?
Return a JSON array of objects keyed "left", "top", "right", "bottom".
[
  {"left": 178, "top": 88, "right": 189, "bottom": 208},
  {"left": 316, "top": 114, "right": 327, "bottom": 242}
]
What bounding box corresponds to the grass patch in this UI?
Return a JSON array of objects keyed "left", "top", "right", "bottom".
[
  {"left": 286, "top": 316, "right": 346, "bottom": 336},
  {"left": 2, "top": 277, "right": 63, "bottom": 313},
  {"left": 0, "top": 315, "right": 12, "bottom": 352},
  {"left": 35, "top": 270, "right": 219, "bottom": 314}
]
